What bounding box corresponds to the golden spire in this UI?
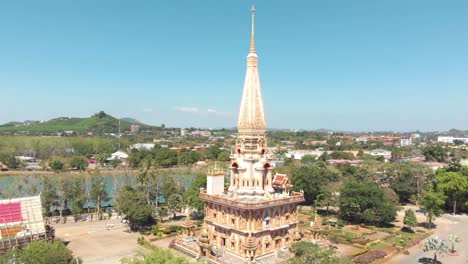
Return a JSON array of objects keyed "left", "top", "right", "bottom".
[
  {"left": 250, "top": 5, "right": 256, "bottom": 54},
  {"left": 237, "top": 4, "right": 267, "bottom": 135}
]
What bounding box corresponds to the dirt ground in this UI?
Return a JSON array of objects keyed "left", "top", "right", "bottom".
[{"left": 54, "top": 218, "right": 142, "bottom": 264}]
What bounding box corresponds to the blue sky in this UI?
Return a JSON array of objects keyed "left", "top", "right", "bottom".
[{"left": 1, "top": 0, "right": 467, "bottom": 131}]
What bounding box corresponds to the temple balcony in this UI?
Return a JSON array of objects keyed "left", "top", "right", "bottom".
[{"left": 199, "top": 190, "right": 304, "bottom": 210}]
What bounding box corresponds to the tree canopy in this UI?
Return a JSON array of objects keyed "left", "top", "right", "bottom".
[
  {"left": 115, "top": 186, "right": 155, "bottom": 230},
  {"left": 339, "top": 181, "right": 398, "bottom": 225},
  {"left": 0, "top": 241, "right": 80, "bottom": 264},
  {"left": 121, "top": 246, "right": 188, "bottom": 264},
  {"left": 289, "top": 241, "right": 341, "bottom": 264}
]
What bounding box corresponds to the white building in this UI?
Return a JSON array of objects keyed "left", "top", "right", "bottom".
[
  {"left": 129, "top": 143, "right": 155, "bottom": 150},
  {"left": 285, "top": 150, "right": 325, "bottom": 160},
  {"left": 108, "top": 151, "right": 128, "bottom": 160},
  {"left": 400, "top": 137, "right": 413, "bottom": 146},
  {"left": 437, "top": 136, "right": 468, "bottom": 144},
  {"left": 370, "top": 149, "right": 391, "bottom": 156}
]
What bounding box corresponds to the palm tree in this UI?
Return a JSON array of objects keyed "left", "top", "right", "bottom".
[
  {"left": 448, "top": 234, "right": 461, "bottom": 253},
  {"left": 423, "top": 236, "right": 448, "bottom": 261}
]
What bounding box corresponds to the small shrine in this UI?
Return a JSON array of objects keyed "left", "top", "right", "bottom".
[
  {"left": 308, "top": 204, "right": 323, "bottom": 240},
  {"left": 181, "top": 216, "right": 195, "bottom": 242},
  {"left": 243, "top": 232, "right": 257, "bottom": 262},
  {"left": 197, "top": 228, "right": 211, "bottom": 256}
]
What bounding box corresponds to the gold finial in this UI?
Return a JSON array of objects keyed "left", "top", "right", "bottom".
[{"left": 250, "top": 5, "right": 256, "bottom": 54}]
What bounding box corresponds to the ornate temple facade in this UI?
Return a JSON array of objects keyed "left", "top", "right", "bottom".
[{"left": 198, "top": 6, "right": 305, "bottom": 262}]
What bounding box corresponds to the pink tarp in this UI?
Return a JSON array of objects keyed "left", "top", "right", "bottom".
[{"left": 0, "top": 202, "right": 23, "bottom": 224}]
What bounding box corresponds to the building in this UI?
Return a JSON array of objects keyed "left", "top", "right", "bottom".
[
  {"left": 130, "top": 124, "right": 140, "bottom": 133},
  {"left": 285, "top": 150, "right": 324, "bottom": 160},
  {"left": 437, "top": 136, "right": 468, "bottom": 144},
  {"left": 400, "top": 137, "right": 413, "bottom": 147},
  {"left": 197, "top": 6, "right": 304, "bottom": 262},
  {"left": 0, "top": 195, "right": 53, "bottom": 254},
  {"left": 129, "top": 143, "right": 155, "bottom": 151},
  {"left": 370, "top": 148, "right": 392, "bottom": 157}
]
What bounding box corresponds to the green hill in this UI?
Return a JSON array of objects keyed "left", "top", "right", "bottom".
[{"left": 0, "top": 112, "right": 152, "bottom": 134}]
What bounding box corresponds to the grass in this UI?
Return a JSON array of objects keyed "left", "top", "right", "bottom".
[
  {"left": 0, "top": 114, "right": 152, "bottom": 133},
  {"left": 369, "top": 242, "right": 390, "bottom": 250}
]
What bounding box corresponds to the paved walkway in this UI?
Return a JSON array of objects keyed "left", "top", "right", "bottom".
[{"left": 391, "top": 214, "right": 468, "bottom": 264}]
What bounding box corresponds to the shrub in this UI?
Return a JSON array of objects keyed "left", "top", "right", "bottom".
[
  {"left": 168, "top": 225, "right": 183, "bottom": 233},
  {"left": 351, "top": 248, "right": 369, "bottom": 257},
  {"left": 137, "top": 236, "right": 145, "bottom": 245},
  {"left": 159, "top": 227, "right": 171, "bottom": 234},
  {"left": 337, "top": 219, "right": 345, "bottom": 228},
  {"left": 353, "top": 250, "right": 387, "bottom": 264},
  {"left": 189, "top": 211, "right": 205, "bottom": 220},
  {"left": 330, "top": 235, "right": 339, "bottom": 243},
  {"left": 151, "top": 225, "right": 160, "bottom": 236}
]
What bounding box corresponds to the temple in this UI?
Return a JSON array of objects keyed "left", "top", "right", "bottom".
[{"left": 197, "top": 5, "right": 305, "bottom": 262}]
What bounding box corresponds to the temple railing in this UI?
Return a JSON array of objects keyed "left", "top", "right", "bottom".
[{"left": 199, "top": 191, "right": 304, "bottom": 210}]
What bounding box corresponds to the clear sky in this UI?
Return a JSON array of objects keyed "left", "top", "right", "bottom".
[{"left": 1, "top": 0, "right": 467, "bottom": 132}]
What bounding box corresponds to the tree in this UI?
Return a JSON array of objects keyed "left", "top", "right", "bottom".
[
  {"left": 447, "top": 158, "right": 462, "bottom": 172},
  {"left": 289, "top": 241, "right": 340, "bottom": 264},
  {"left": 69, "top": 156, "right": 88, "bottom": 171},
  {"left": 339, "top": 181, "right": 397, "bottom": 225},
  {"left": 0, "top": 154, "right": 21, "bottom": 169},
  {"left": 217, "top": 151, "right": 231, "bottom": 162},
  {"left": 184, "top": 173, "right": 207, "bottom": 212},
  {"left": 423, "top": 236, "right": 448, "bottom": 262},
  {"left": 448, "top": 234, "right": 461, "bottom": 253},
  {"left": 152, "top": 147, "right": 178, "bottom": 168},
  {"left": 435, "top": 171, "right": 468, "bottom": 214},
  {"left": 403, "top": 209, "right": 417, "bottom": 231},
  {"left": 68, "top": 175, "right": 87, "bottom": 221},
  {"left": 109, "top": 158, "right": 122, "bottom": 168},
  {"left": 329, "top": 151, "right": 355, "bottom": 160},
  {"left": 423, "top": 145, "right": 447, "bottom": 162},
  {"left": 89, "top": 176, "right": 109, "bottom": 219},
  {"left": 0, "top": 241, "right": 80, "bottom": 264},
  {"left": 115, "top": 186, "right": 155, "bottom": 230},
  {"left": 318, "top": 152, "right": 330, "bottom": 161},
  {"left": 41, "top": 176, "right": 58, "bottom": 216},
  {"left": 160, "top": 176, "right": 183, "bottom": 201},
  {"left": 95, "top": 110, "right": 107, "bottom": 119},
  {"left": 166, "top": 193, "right": 183, "bottom": 219},
  {"left": 49, "top": 159, "right": 64, "bottom": 172},
  {"left": 291, "top": 165, "right": 338, "bottom": 204},
  {"left": 301, "top": 155, "right": 316, "bottom": 165},
  {"left": 178, "top": 151, "right": 201, "bottom": 165},
  {"left": 419, "top": 190, "right": 446, "bottom": 226},
  {"left": 121, "top": 246, "right": 188, "bottom": 264}
]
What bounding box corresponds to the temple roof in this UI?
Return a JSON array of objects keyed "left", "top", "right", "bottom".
[
  {"left": 237, "top": 5, "right": 267, "bottom": 135},
  {"left": 272, "top": 173, "right": 293, "bottom": 189}
]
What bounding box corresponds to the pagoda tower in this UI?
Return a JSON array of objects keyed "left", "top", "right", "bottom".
[{"left": 199, "top": 6, "right": 305, "bottom": 262}]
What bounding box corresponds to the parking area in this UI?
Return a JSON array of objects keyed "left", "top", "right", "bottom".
[{"left": 54, "top": 218, "right": 142, "bottom": 264}]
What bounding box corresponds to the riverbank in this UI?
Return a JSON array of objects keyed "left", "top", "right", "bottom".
[
  {"left": 0, "top": 169, "right": 140, "bottom": 177},
  {"left": 0, "top": 166, "right": 205, "bottom": 177}
]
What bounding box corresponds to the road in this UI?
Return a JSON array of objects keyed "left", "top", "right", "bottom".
[{"left": 392, "top": 214, "right": 468, "bottom": 264}]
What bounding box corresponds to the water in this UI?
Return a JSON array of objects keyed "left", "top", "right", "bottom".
[{"left": 0, "top": 173, "right": 195, "bottom": 207}]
